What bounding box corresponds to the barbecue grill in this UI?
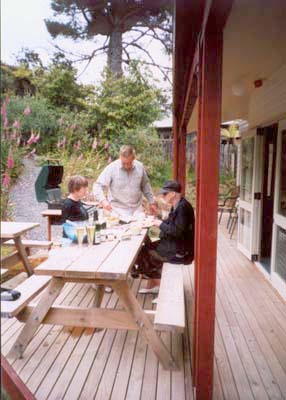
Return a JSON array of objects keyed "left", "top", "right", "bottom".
[{"left": 35, "top": 165, "right": 95, "bottom": 225}]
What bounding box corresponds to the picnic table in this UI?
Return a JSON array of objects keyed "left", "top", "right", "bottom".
[
  {"left": 8, "top": 231, "right": 177, "bottom": 370},
  {"left": 0, "top": 222, "right": 40, "bottom": 276}
]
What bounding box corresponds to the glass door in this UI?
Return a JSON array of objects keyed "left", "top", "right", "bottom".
[
  {"left": 259, "top": 125, "right": 278, "bottom": 272},
  {"left": 238, "top": 134, "right": 255, "bottom": 259},
  {"left": 271, "top": 120, "right": 286, "bottom": 300}
]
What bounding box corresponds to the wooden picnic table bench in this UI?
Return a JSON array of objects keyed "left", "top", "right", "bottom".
[
  {"left": 3, "top": 239, "right": 53, "bottom": 256},
  {"left": 154, "top": 262, "right": 185, "bottom": 333},
  {"left": 1, "top": 275, "right": 52, "bottom": 318},
  {"left": 5, "top": 232, "right": 182, "bottom": 370}
]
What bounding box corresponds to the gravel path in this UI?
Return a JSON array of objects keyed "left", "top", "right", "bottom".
[{"left": 8, "top": 158, "right": 62, "bottom": 241}]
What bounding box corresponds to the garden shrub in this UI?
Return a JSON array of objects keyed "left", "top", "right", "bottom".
[
  {"left": 5, "top": 95, "right": 58, "bottom": 150},
  {"left": 108, "top": 127, "right": 172, "bottom": 187}
]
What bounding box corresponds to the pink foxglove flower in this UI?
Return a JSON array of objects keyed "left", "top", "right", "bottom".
[
  {"left": 7, "top": 149, "right": 14, "bottom": 169},
  {"left": 1, "top": 103, "right": 6, "bottom": 117},
  {"left": 70, "top": 123, "right": 77, "bottom": 131},
  {"left": 11, "top": 130, "right": 17, "bottom": 140},
  {"left": 13, "top": 120, "right": 21, "bottom": 129},
  {"left": 74, "top": 140, "right": 81, "bottom": 150},
  {"left": 2, "top": 172, "right": 10, "bottom": 188},
  {"left": 92, "top": 138, "right": 98, "bottom": 150},
  {"left": 78, "top": 153, "right": 83, "bottom": 160},
  {"left": 104, "top": 142, "right": 110, "bottom": 150},
  {"left": 24, "top": 106, "right": 31, "bottom": 116},
  {"left": 25, "top": 148, "right": 36, "bottom": 158},
  {"left": 17, "top": 137, "right": 21, "bottom": 146},
  {"left": 57, "top": 140, "right": 62, "bottom": 148},
  {"left": 27, "top": 132, "right": 35, "bottom": 145},
  {"left": 62, "top": 136, "right": 66, "bottom": 146},
  {"left": 3, "top": 117, "right": 8, "bottom": 129},
  {"left": 108, "top": 156, "right": 112, "bottom": 164},
  {"left": 33, "top": 133, "right": 40, "bottom": 143}
]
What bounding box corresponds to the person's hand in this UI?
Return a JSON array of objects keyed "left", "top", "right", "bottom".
[
  {"left": 153, "top": 218, "right": 162, "bottom": 227},
  {"left": 101, "top": 199, "right": 112, "bottom": 211},
  {"left": 149, "top": 203, "right": 158, "bottom": 216}
]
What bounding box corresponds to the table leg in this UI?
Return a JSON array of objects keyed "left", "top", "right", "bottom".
[
  {"left": 113, "top": 281, "right": 177, "bottom": 370},
  {"left": 47, "top": 216, "right": 52, "bottom": 241},
  {"left": 92, "top": 285, "right": 105, "bottom": 307},
  {"left": 13, "top": 236, "right": 33, "bottom": 276},
  {"left": 8, "top": 277, "right": 64, "bottom": 359}
]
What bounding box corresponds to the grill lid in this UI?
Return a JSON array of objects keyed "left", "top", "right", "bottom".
[{"left": 35, "top": 165, "right": 64, "bottom": 203}]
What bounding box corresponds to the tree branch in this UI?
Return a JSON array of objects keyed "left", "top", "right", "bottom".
[
  {"left": 129, "top": 27, "right": 171, "bottom": 55},
  {"left": 76, "top": 1, "right": 91, "bottom": 24},
  {"left": 123, "top": 42, "right": 171, "bottom": 84}
]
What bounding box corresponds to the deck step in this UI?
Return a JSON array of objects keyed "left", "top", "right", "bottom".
[{"left": 154, "top": 263, "right": 185, "bottom": 332}]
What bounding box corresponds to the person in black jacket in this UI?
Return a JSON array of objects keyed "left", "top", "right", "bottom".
[{"left": 134, "top": 180, "right": 195, "bottom": 293}]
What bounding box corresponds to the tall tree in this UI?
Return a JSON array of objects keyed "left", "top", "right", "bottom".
[{"left": 45, "top": 0, "right": 172, "bottom": 79}]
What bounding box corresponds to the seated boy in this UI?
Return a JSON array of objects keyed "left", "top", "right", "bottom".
[{"left": 62, "top": 175, "right": 89, "bottom": 242}]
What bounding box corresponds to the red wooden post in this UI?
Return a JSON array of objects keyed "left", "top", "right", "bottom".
[
  {"left": 1, "top": 355, "right": 35, "bottom": 400},
  {"left": 173, "top": 115, "right": 179, "bottom": 180},
  {"left": 194, "top": 29, "right": 223, "bottom": 400},
  {"left": 193, "top": 42, "right": 203, "bottom": 384},
  {"left": 179, "top": 124, "right": 187, "bottom": 195}
]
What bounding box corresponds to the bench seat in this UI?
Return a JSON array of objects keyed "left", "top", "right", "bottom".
[
  {"left": 154, "top": 263, "right": 185, "bottom": 333},
  {"left": 1, "top": 275, "right": 51, "bottom": 318},
  {"left": 3, "top": 239, "right": 53, "bottom": 249}
]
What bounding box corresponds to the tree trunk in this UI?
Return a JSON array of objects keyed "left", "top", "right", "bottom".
[{"left": 108, "top": 30, "right": 123, "bottom": 77}]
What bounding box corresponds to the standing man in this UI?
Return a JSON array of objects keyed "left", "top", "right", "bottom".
[{"left": 93, "top": 145, "right": 157, "bottom": 219}]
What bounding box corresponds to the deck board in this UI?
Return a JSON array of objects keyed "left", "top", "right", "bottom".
[{"left": 1, "top": 223, "right": 286, "bottom": 399}]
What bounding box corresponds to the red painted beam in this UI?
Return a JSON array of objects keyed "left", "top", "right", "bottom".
[
  {"left": 173, "top": 0, "right": 207, "bottom": 124},
  {"left": 194, "top": 30, "right": 223, "bottom": 400},
  {"left": 193, "top": 43, "right": 204, "bottom": 383},
  {"left": 1, "top": 355, "right": 35, "bottom": 400},
  {"left": 179, "top": 124, "right": 187, "bottom": 195},
  {"left": 173, "top": 115, "right": 179, "bottom": 180},
  {"left": 175, "top": 0, "right": 233, "bottom": 131}
]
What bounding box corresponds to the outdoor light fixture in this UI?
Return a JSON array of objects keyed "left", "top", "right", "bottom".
[{"left": 231, "top": 80, "right": 246, "bottom": 96}]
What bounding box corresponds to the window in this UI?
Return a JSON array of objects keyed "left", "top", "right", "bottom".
[
  {"left": 278, "top": 130, "right": 286, "bottom": 216},
  {"left": 275, "top": 227, "right": 286, "bottom": 282}
]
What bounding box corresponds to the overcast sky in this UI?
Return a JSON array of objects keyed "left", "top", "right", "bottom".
[{"left": 1, "top": 0, "right": 172, "bottom": 91}]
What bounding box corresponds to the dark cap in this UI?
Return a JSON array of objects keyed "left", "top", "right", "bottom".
[{"left": 158, "top": 180, "right": 181, "bottom": 195}]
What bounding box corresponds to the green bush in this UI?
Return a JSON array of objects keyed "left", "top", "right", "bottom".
[
  {"left": 39, "top": 65, "right": 89, "bottom": 111},
  {"left": 108, "top": 127, "right": 171, "bottom": 187},
  {"left": 37, "top": 144, "right": 108, "bottom": 198},
  {"left": 93, "top": 63, "right": 168, "bottom": 141},
  {"left": 6, "top": 95, "right": 58, "bottom": 148}
]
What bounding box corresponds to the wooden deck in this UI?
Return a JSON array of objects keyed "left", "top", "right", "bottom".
[{"left": 1, "top": 224, "right": 286, "bottom": 400}]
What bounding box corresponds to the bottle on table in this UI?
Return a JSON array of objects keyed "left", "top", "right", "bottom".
[{"left": 93, "top": 210, "right": 101, "bottom": 245}]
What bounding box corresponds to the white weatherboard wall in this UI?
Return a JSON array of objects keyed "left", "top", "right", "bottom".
[{"left": 249, "top": 65, "right": 286, "bottom": 128}]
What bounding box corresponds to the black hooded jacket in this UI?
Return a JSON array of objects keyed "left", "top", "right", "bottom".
[{"left": 157, "top": 197, "right": 195, "bottom": 263}]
